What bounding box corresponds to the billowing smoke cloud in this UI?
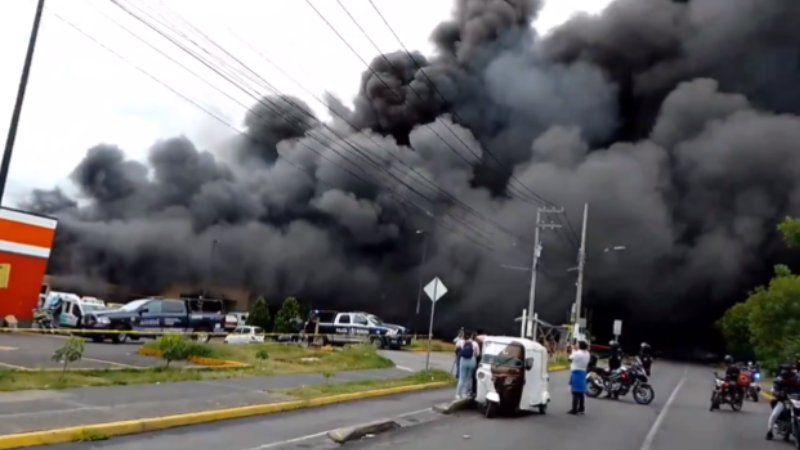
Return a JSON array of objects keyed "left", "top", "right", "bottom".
[{"left": 24, "top": 0, "right": 800, "bottom": 348}]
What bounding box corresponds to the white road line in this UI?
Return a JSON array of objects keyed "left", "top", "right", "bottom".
[
  {"left": 396, "top": 366, "right": 414, "bottom": 372},
  {"left": 82, "top": 357, "right": 143, "bottom": 368},
  {"left": 639, "top": 374, "right": 687, "bottom": 450},
  {"left": 239, "top": 407, "right": 433, "bottom": 450}
]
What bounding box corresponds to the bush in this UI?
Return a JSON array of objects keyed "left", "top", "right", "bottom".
[
  {"left": 274, "top": 297, "right": 301, "bottom": 333},
  {"left": 158, "top": 334, "right": 191, "bottom": 368},
  {"left": 247, "top": 297, "right": 271, "bottom": 331},
  {"left": 52, "top": 337, "right": 84, "bottom": 377}
]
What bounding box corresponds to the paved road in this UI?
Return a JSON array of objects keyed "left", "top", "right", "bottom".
[
  {"left": 0, "top": 333, "right": 168, "bottom": 369},
  {"left": 379, "top": 350, "right": 456, "bottom": 373},
  {"left": 340, "top": 362, "right": 771, "bottom": 450},
  {"left": 0, "top": 368, "right": 411, "bottom": 434},
  {"left": 25, "top": 388, "right": 454, "bottom": 450}
]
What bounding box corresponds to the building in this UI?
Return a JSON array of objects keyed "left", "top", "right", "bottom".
[{"left": 0, "top": 207, "right": 58, "bottom": 323}]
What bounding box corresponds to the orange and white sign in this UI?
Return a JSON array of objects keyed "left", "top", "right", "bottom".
[{"left": 0, "top": 207, "right": 58, "bottom": 320}]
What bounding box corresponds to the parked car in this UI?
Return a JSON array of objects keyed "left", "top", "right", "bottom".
[
  {"left": 224, "top": 326, "right": 265, "bottom": 344},
  {"left": 308, "top": 310, "right": 410, "bottom": 349}
]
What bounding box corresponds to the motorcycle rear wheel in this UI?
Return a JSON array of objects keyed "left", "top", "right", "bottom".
[
  {"left": 730, "top": 397, "right": 743, "bottom": 411},
  {"left": 586, "top": 381, "right": 602, "bottom": 398}
]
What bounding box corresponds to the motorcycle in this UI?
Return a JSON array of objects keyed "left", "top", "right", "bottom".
[
  {"left": 746, "top": 368, "right": 761, "bottom": 402},
  {"left": 710, "top": 372, "right": 744, "bottom": 411},
  {"left": 773, "top": 393, "right": 800, "bottom": 448},
  {"left": 586, "top": 359, "right": 655, "bottom": 405}
]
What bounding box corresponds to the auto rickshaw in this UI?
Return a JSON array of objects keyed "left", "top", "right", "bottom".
[{"left": 475, "top": 336, "right": 551, "bottom": 418}]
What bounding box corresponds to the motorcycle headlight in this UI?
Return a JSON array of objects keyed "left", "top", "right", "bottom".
[{"left": 754, "top": 373, "right": 761, "bottom": 381}]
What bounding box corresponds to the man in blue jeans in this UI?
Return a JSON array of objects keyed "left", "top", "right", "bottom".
[{"left": 456, "top": 332, "right": 480, "bottom": 399}]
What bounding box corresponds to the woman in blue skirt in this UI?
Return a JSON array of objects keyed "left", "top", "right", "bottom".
[{"left": 569, "top": 340, "right": 590, "bottom": 415}]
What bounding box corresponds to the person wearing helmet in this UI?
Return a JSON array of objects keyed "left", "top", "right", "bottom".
[
  {"left": 766, "top": 363, "right": 800, "bottom": 440},
  {"left": 608, "top": 340, "right": 623, "bottom": 371},
  {"left": 639, "top": 342, "right": 653, "bottom": 376},
  {"left": 721, "top": 355, "right": 745, "bottom": 400}
]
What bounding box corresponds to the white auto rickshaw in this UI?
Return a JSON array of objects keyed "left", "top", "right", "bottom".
[{"left": 475, "top": 336, "right": 551, "bottom": 418}]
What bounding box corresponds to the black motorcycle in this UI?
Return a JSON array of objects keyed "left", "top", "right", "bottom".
[
  {"left": 586, "top": 360, "right": 655, "bottom": 405},
  {"left": 710, "top": 372, "right": 744, "bottom": 411},
  {"left": 773, "top": 393, "right": 800, "bottom": 448}
]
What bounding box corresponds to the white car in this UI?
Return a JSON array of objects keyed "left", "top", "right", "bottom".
[{"left": 224, "top": 326, "right": 265, "bottom": 344}]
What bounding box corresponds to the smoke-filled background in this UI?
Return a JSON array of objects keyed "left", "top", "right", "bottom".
[{"left": 23, "top": 0, "right": 800, "bottom": 354}]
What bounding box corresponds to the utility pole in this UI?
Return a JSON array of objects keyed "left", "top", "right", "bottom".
[
  {"left": 0, "top": 0, "right": 46, "bottom": 205},
  {"left": 527, "top": 206, "right": 563, "bottom": 342},
  {"left": 573, "top": 203, "right": 589, "bottom": 340}
]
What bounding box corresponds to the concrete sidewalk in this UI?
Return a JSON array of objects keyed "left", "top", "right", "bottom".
[{"left": 0, "top": 368, "right": 410, "bottom": 435}]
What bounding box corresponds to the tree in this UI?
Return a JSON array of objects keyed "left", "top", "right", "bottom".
[
  {"left": 273, "top": 297, "right": 301, "bottom": 333},
  {"left": 247, "top": 297, "right": 272, "bottom": 331},
  {"left": 778, "top": 217, "right": 800, "bottom": 248},
  {"left": 52, "top": 337, "right": 84, "bottom": 378},
  {"left": 718, "top": 302, "right": 753, "bottom": 360},
  {"left": 255, "top": 347, "right": 269, "bottom": 369},
  {"left": 158, "top": 333, "right": 191, "bottom": 369}
]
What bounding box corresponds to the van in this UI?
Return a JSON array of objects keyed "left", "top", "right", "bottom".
[{"left": 54, "top": 294, "right": 108, "bottom": 328}]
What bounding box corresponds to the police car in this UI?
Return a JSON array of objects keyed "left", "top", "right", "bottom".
[{"left": 308, "top": 310, "right": 410, "bottom": 349}]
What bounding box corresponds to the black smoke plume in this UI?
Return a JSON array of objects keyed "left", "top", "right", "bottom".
[{"left": 24, "top": 0, "right": 800, "bottom": 352}]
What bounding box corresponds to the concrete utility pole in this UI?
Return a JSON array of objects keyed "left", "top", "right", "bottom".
[
  {"left": 527, "top": 206, "right": 563, "bottom": 341},
  {"left": 573, "top": 203, "right": 589, "bottom": 340},
  {"left": 0, "top": 0, "right": 46, "bottom": 205}
]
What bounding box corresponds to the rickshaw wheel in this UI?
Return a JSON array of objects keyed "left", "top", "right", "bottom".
[{"left": 485, "top": 402, "right": 496, "bottom": 419}]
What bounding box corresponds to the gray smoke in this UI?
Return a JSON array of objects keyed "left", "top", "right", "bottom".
[{"left": 23, "top": 0, "right": 800, "bottom": 342}]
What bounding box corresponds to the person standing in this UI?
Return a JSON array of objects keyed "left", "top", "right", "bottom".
[
  {"left": 452, "top": 328, "right": 465, "bottom": 378},
  {"left": 568, "top": 340, "right": 590, "bottom": 415},
  {"left": 456, "top": 332, "right": 479, "bottom": 399}
]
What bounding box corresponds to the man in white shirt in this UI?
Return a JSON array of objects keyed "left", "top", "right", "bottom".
[{"left": 568, "top": 340, "right": 590, "bottom": 415}]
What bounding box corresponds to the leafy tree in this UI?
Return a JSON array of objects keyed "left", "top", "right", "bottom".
[
  {"left": 247, "top": 297, "right": 272, "bottom": 331},
  {"left": 273, "top": 297, "right": 301, "bottom": 333},
  {"left": 718, "top": 302, "right": 754, "bottom": 360},
  {"left": 778, "top": 217, "right": 800, "bottom": 248},
  {"left": 52, "top": 337, "right": 84, "bottom": 377},
  {"left": 255, "top": 347, "right": 269, "bottom": 369},
  {"left": 158, "top": 333, "right": 191, "bottom": 369}
]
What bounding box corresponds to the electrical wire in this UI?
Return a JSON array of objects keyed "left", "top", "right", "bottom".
[
  {"left": 48, "top": 5, "right": 507, "bottom": 255},
  {"left": 106, "top": 0, "right": 536, "bottom": 249},
  {"left": 364, "top": 0, "right": 582, "bottom": 248}
]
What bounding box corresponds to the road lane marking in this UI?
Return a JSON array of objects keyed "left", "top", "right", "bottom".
[
  {"left": 397, "top": 366, "right": 414, "bottom": 372},
  {"left": 0, "top": 346, "right": 17, "bottom": 351},
  {"left": 639, "top": 374, "right": 686, "bottom": 450},
  {"left": 82, "top": 357, "right": 144, "bottom": 368},
  {"left": 0, "top": 361, "right": 26, "bottom": 369},
  {"left": 239, "top": 407, "right": 433, "bottom": 450}
]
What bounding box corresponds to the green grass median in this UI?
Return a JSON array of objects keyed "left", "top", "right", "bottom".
[
  {"left": 274, "top": 369, "right": 455, "bottom": 399},
  {"left": 0, "top": 343, "right": 394, "bottom": 391}
]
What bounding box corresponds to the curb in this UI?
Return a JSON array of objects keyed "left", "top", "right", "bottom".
[
  {"left": 0, "top": 382, "right": 450, "bottom": 450},
  {"left": 763, "top": 391, "right": 774, "bottom": 400},
  {"left": 433, "top": 397, "right": 474, "bottom": 414},
  {"left": 327, "top": 420, "right": 401, "bottom": 444},
  {"left": 549, "top": 365, "right": 568, "bottom": 372}
]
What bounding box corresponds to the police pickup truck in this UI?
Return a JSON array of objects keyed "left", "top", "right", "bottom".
[
  {"left": 309, "top": 310, "right": 410, "bottom": 349},
  {"left": 80, "top": 297, "right": 225, "bottom": 344}
]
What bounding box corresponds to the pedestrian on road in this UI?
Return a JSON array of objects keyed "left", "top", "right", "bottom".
[
  {"left": 453, "top": 328, "right": 466, "bottom": 378},
  {"left": 568, "top": 340, "right": 590, "bottom": 415},
  {"left": 471, "top": 329, "right": 487, "bottom": 398},
  {"left": 456, "top": 332, "right": 480, "bottom": 399}
]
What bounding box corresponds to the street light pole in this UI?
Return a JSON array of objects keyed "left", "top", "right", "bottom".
[
  {"left": 0, "top": 0, "right": 46, "bottom": 205},
  {"left": 573, "top": 203, "right": 589, "bottom": 339}
]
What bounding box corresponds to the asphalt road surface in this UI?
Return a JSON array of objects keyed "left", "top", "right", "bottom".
[
  {"left": 28, "top": 388, "right": 456, "bottom": 450},
  {"left": 342, "top": 362, "right": 772, "bottom": 450},
  {"left": 0, "top": 333, "right": 181, "bottom": 369},
  {"left": 36, "top": 361, "right": 772, "bottom": 450}
]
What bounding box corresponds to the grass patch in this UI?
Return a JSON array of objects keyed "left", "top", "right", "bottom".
[
  {"left": 408, "top": 338, "right": 456, "bottom": 353},
  {"left": 275, "top": 369, "right": 455, "bottom": 399},
  {"left": 0, "top": 343, "right": 394, "bottom": 392},
  {"left": 142, "top": 341, "right": 394, "bottom": 372}
]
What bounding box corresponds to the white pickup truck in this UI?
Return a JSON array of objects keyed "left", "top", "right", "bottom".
[{"left": 310, "top": 310, "right": 410, "bottom": 349}]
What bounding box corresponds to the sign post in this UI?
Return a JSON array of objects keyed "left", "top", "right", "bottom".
[
  {"left": 613, "top": 319, "right": 622, "bottom": 342},
  {"left": 423, "top": 277, "right": 448, "bottom": 371}
]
